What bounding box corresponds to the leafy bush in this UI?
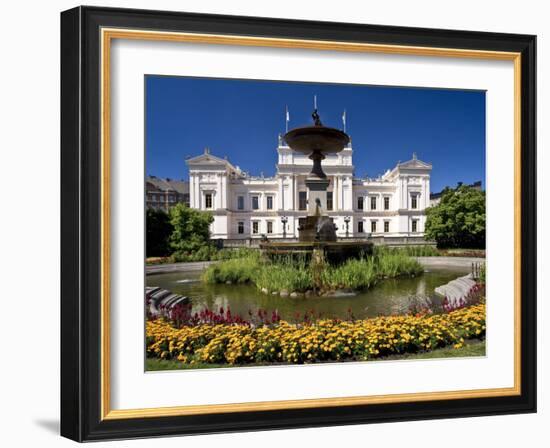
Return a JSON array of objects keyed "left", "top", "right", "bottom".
[
  {"left": 425, "top": 185, "right": 486, "bottom": 249},
  {"left": 168, "top": 203, "right": 214, "bottom": 253},
  {"left": 171, "top": 245, "right": 218, "bottom": 262}
]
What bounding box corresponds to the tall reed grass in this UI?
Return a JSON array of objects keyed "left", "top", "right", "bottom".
[
  {"left": 202, "top": 250, "right": 423, "bottom": 294},
  {"left": 374, "top": 245, "right": 440, "bottom": 257},
  {"left": 201, "top": 254, "right": 260, "bottom": 284}
]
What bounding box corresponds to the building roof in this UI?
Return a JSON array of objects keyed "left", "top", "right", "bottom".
[{"left": 146, "top": 176, "right": 189, "bottom": 194}]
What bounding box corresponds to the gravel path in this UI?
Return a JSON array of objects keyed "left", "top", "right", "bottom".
[
  {"left": 146, "top": 256, "right": 484, "bottom": 276},
  {"left": 414, "top": 256, "right": 485, "bottom": 270},
  {"left": 146, "top": 260, "right": 217, "bottom": 275}
]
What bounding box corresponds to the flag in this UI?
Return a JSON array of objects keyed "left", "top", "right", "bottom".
[
  {"left": 342, "top": 109, "right": 347, "bottom": 131},
  {"left": 285, "top": 105, "right": 290, "bottom": 132}
]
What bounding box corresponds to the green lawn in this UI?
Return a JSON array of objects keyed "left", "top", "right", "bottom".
[
  {"left": 145, "top": 358, "right": 234, "bottom": 371},
  {"left": 146, "top": 339, "right": 485, "bottom": 371},
  {"left": 380, "top": 339, "right": 485, "bottom": 360}
]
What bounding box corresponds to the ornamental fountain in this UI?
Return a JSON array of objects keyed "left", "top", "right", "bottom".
[{"left": 260, "top": 107, "right": 372, "bottom": 263}]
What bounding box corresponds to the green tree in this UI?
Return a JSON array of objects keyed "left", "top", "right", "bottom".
[
  {"left": 168, "top": 203, "right": 214, "bottom": 254},
  {"left": 425, "top": 185, "right": 486, "bottom": 249},
  {"left": 146, "top": 208, "right": 173, "bottom": 257}
]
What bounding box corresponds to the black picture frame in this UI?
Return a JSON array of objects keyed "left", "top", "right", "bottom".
[{"left": 61, "top": 5, "right": 536, "bottom": 442}]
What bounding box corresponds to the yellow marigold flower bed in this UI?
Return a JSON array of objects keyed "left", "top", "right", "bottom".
[{"left": 146, "top": 304, "right": 485, "bottom": 365}]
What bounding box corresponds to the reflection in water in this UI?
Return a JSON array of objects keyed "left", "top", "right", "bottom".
[{"left": 146, "top": 267, "right": 467, "bottom": 323}]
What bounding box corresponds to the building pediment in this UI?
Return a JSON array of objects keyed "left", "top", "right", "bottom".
[
  {"left": 397, "top": 155, "right": 432, "bottom": 170},
  {"left": 186, "top": 153, "right": 229, "bottom": 167},
  {"left": 398, "top": 160, "right": 431, "bottom": 169}
]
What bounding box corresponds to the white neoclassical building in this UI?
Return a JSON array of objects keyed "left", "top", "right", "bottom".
[{"left": 186, "top": 136, "right": 432, "bottom": 242}]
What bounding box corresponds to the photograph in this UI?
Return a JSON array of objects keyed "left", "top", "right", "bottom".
[{"left": 144, "top": 76, "right": 487, "bottom": 371}]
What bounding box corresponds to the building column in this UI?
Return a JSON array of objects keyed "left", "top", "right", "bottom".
[
  {"left": 401, "top": 177, "right": 407, "bottom": 209},
  {"left": 221, "top": 173, "right": 227, "bottom": 209},
  {"left": 216, "top": 174, "right": 222, "bottom": 209},
  {"left": 194, "top": 174, "right": 200, "bottom": 209},
  {"left": 292, "top": 174, "right": 298, "bottom": 210},
  {"left": 277, "top": 177, "right": 283, "bottom": 210},
  {"left": 189, "top": 174, "right": 195, "bottom": 208},
  {"left": 333, "top": 175, "right": 339, "bottom": 210},
  {"left": 424, "top": 177, "right": 430, "bottom": 209}
]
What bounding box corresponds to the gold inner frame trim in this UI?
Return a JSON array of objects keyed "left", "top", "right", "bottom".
[{"left": 100, "top": 27, "right": 522, "bottom": 421}]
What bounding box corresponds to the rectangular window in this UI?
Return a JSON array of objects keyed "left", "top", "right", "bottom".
[
  {"left": 357, "top": 196, "right": 364, "bottom": 210},
  {"left": 205, "top": 193, "right": 212, "bottom": 209},
  {"left": 252, "top": 195, "right": 259, "bottom": 210},
  {"left": 252, "top": 221, "right": 259, "bottom": 234},
  {"left": 370, "top": 196, "right": 377, "bottom": 210},
  {"left": 358, "top": 221, "right": 364, "bottom": 233},
  {"left": 266, "top": 196, "right": 273, "bottom": 210},
  {"left": 412, "top": 220, "right": 418, "bottom": 233},
  {"left": 267, "top": 221, "right": 273, "bottom": 234},
  {"left": 384, "top": 221, "right": 390, "bottom": 233},
  {"left": 237, "top": 196, "right": 244, "bottom": 210},
  {"left": 384, "top": 197, "right": 390, "bottom": 210},
  {"left": 371, "top": 220, "right": 377, "bottom": 233},
  {"left": 237, "top": 221, "right": 244, "bottom": 234},
  {"left": 411, "top": 194, "right": 418, "bottom": 209},
  {"left": 327, "top": 192, "right": 333, "bottom": 211},
  {"left": 299, "top": 191, "right": 307, "bottom": 210}
]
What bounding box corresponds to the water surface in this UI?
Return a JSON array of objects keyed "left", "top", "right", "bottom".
[{"left": 146, "top": 266, "right": 467, "bottom": 322}]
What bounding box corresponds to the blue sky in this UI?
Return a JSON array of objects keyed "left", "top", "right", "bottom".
[{"left": 145, "top": 76, "right": 485, "bottom": 193}]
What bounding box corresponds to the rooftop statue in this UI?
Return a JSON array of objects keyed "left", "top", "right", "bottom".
[{"left": 311, "top": 109, "right": 323, "bottom": 127}]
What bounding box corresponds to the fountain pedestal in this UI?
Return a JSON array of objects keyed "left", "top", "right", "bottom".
[{"left": 298, "top": 174, "right": 337, "bottom": 242}]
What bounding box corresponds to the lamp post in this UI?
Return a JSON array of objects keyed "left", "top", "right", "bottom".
[
  {"left": 344, "top": 216, "right": 351, "bottom": 238},
  {"left": 281, "top": 216, "right": 288, "bottom": 239}
]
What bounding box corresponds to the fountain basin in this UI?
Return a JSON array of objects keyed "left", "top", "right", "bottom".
[
  {"left": 259, "top": 240, "right": 373, "bottom": 264},
  {"left": 284, "top": 126, "right": 350, "bottom": 154}
]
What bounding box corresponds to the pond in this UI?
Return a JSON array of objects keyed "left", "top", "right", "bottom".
[{"left": 146, "top": 266, "right": 468, "bottom": 322}]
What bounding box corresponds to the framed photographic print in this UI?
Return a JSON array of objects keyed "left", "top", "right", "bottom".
[{"left": 60, "top": 6, "right": 536, "bottom": 442}]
